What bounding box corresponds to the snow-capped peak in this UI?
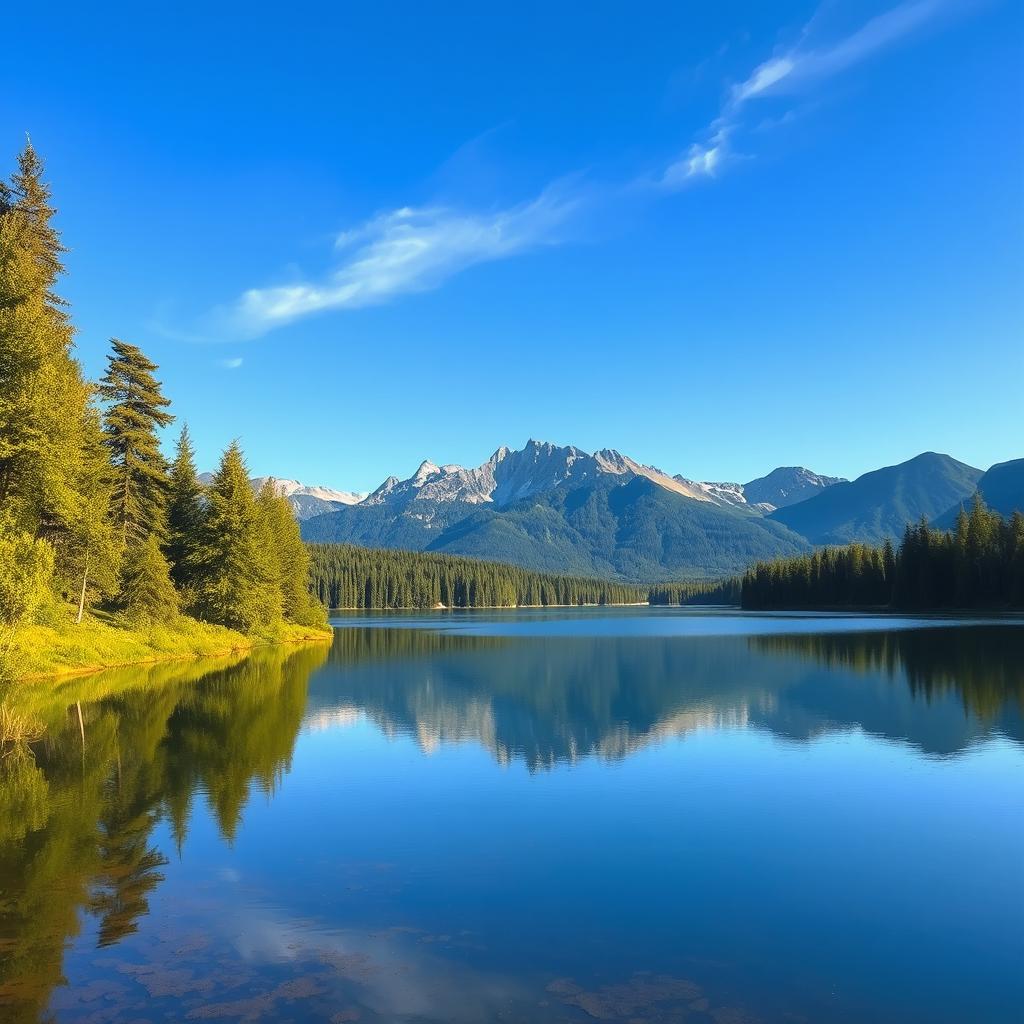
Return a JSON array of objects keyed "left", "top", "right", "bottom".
[{"left": 248, "top": 476, "right": 364, "bottom": 505}]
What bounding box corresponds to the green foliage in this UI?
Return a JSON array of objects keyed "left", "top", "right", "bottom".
[
  {"left": 0, "top": 532, "right": 54, "bottom": 627},
  {"left": 165, "top": 424, "right": 204, "bottom": 591},
  {"left": 99, "top": 338, "right": 174, "bottom": 547},
  {"left": 310, "top": 544, "right": 663, "bottom": 608},
  {"left": 648, "top": 579, "right": 742, "bottom": 605},
  {"left": 743, "top": 497, "right": 1024, "bottom": 610},
  {"left": 0, "top": 530, "right": 54, "bottom": 685},
  {"left": 119, "top": 535, "right": 180, "bottom": 625},
  {"left": 258, "top": 481, "right": 327, "bottom": 628},
  {"left": 190, "top": 443, "right": 280, "bottom": 632},
  {"left": 62, "top": 405, "right": 121, "bottom": 616},
  {"left": 0, "top": 143, "right": 330, "bottom": 657},
  {"left": 0, "top": 140, "right": 94, "bottom": 551}
]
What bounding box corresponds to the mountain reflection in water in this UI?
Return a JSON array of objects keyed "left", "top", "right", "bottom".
[
  {"left": 0, "top": 616, "right": 1020, "bottom": 1023},
  {"left": 310, "top": 624, "right": 1023, "bottom": 765}
]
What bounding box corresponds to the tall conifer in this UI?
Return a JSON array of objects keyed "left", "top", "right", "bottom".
[
  {"left": 100, "top": 339, "right": 174, "bottom": 547},
  {"left": 165, "top": 425, "right": 204, "bottom": 591},
  {"left": 0, "top": 140, "right": 92, "bottom": 545},
  {"left": 191, "top": 442, "right": 279, "bottom": 632},
  {"left": 258, "top": 480, "right": 325, "bottom": 627},
  {"left": 119, "top": 534, "right": 179, "bottom": 625}
]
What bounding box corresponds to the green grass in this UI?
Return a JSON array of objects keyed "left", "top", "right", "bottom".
[{"left": 9, "top": 606, "right": 332, "bottom": 681}]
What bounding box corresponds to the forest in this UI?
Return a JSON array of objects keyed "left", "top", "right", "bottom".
[
  {"left": 308, "top": 544, "right": 745, "bottom": 609},
  {"left": 742, "top": 497, "right": 1024, "bottom": 610},
  {"left": 0, "top": 142, "right": 327, "bottom": 681},
  {"left": 309, "top": 544, "right": 649, "bottom": 608}
]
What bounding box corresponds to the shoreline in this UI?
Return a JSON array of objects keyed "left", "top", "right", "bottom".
[
  {"left": 11, "top": 613, "right": 333, "bottom": 684},
  {"left": 330, "top": 602, "right": 673, "bottom": 611},
  {"left": 19, "top": 630, "right": 333, "bottom": 683}
]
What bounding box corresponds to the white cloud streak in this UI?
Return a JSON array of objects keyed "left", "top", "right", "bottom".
[
  {"left": 734, "top": 0, "right": 946, "bottom": 103},
  {"left": 661, "top": 0, "right": 954, "bottom": 188},
  {"left": 219, "top": 356, "right": 244, "bottom": 369},
  {"left": 214, "top": 0, "right": 960, "bottom": 337},
  {"left": 223, "top": 184, "right": 584, "bottom": 338}
]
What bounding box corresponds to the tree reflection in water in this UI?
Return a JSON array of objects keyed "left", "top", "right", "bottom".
[{"left": 0, "top": 642, "right": 328, "bottom": 1023}]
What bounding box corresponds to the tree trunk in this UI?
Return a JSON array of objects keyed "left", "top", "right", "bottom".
[{"left": 76, "top": 547, "right": 91, "bottom": 625}]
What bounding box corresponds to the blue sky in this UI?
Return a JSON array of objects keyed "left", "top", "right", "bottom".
[{"left": 4, "top": 0, "right": 1022, "bottom": 491}]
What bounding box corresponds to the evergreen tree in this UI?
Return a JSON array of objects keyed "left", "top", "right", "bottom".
[
  {"left": 165, "top": 424, "right": 204, "bottom": 591},
  {"left": 306, "top": 543, "right": 654, "bottom": 610},
  {"left": 258, "top": 480, "right": 326, "bottom": 627},
  {"left": 119, "top": 535, "right": 179, "bottom": 625},
  {"left": 68, "top": 405, "right": 120, "bottom": 622},
  {"left": 99, "top": 339, "right": 174, "bottom": 548},
  {"left": 742, "top": 499, "right": 1023, "bottom": 611},
  {"left": 0, "top": 140, "right": 92, "bottom": 547},
  {"left": 191, "top": 442, "right": 279, "bottom": 632}
]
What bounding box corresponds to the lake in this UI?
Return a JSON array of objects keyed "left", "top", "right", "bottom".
[{"left": 1, "top": 609, "right": 1022, "bottom": 1023}]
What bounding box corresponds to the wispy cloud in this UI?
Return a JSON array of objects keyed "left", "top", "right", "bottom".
[
  {"left": 221, "top": 182, "right": 585, "bottom": 338},
  {"left": 662, "top": 0, "right": 956, "bottom": 187},
  {"left": 209, "top": 0, "right": 962, "bottom": 337},
  {"left": 219, "top": 356, "right": 244, "bottom": 369}
]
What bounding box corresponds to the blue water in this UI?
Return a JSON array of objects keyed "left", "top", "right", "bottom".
[{"left": 3, "top": 610, "right": 1022, "bottom": 1023}]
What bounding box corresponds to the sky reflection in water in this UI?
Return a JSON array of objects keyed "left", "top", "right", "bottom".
[{"left": 1, "top": 611, "right": 1021, "bottom": 1023}]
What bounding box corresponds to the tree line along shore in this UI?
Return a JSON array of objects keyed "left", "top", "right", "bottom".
[
  {"left": 741, "top": 497, "right": 1023, "bottom": 611},
  {"left": 1, "top": 141, "right": 331, "bottom": 682},
  {"left": 308, "top": 544, "right": 739, "bottom": 610}
]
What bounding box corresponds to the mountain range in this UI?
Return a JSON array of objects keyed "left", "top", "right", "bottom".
[
  {"left": 932, "top": 458, "right": 1024, "bottom": 529},
  {"left": 768, "top": 452, "right": 984, "bottom": 545},
  {"left": 232, "top": 441, "right": 1019, "bottom": 583},
  {"left": 197, "top": 474, "right": 366, "bottom": 520}
]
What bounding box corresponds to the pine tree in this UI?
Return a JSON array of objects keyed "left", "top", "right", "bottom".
[
  {"left": 119, "top": 535, "right": 179, "bottom": 625},
  {"left": 0, "top": 140, "right": 92, "bottom": 546},
  {"left": 68, "top": 405, "right": 120, "bottom": 623},
  {"left": 99, "top": 339, "right": 174, "bottom": 548},
  {"left": 191, "top": 442, "right": 279, "bottom": 632},
  {"left": 258, "top": 480, "right": 326, "bottom": 627},
  {"left": 165, "top": 425, "right": 204, "bottom": 592}
]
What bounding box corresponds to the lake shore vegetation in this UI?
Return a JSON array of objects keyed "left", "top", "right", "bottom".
[
  {"left": 741, "top": 497, "right": 1024, "bottom": 611},
  {"left": 309, "top": 543, "right": 742, "bottom": 609},
  {"left": 0, "top": 141, "right": 329, "bottom": 682}
]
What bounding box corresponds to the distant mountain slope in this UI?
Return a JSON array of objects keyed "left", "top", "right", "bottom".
[
  {"left": 427, "top": 476, "right": 811, "bottom": 581},
  {"left": 769, "top": 452, "right": 982, "bottom": 545},
  {"left": 743, "top": 467, "right": 845, "bottom": 510},
  {"left": 302, "top": 448, "right": 811, "bottom": 581},
  {"left": 359, "top": 440, "right": 715, "bottom": 509},
  {"left": 198, "top": 473, "right": 365, "bottom": 520},
  {"left": 933, "top": 458, "right": 1024, "bottom": 527},
  {"left": 673, "top": 466, "right": 843, "bottom": 513}
]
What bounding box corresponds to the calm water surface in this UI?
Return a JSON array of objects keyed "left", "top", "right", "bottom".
[{"left": 1, "top": 609, "right": 1022, "bottom": 1023}]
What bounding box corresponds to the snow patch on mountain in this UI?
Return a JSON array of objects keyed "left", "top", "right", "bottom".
[
  {"left": 742, "top": 467, "right": 846, "bottom": 510},
  {"left": 250, "top": 477, "right": 365, "bottom": 505},
  {"left": 672, "top": 467, "right": 844, "bottom": 513},
  {"left": 359, "top": 440, "right": 719, "bottom": 510}
]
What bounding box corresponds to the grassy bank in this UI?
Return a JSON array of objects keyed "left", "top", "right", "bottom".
[{"left": 9, "top": 608, "right": 332, "bottom": 681}]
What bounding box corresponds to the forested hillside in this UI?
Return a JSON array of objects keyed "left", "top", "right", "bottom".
[
  {"left": 0, "top": 142, "right": 327, "bottom": 679},
  {"left": 304, "top": 475, "right": 810, "bottom": 581},
  {"left": 743, "top": 498, "right": 1024, "bottom": 610},
  {"left": 768, "top": 452, "right": 982, "bottom": 545},
  {"left": 933, "top": 458, "right": 1024, "bottom": 528},
  {"left": 309, "top": 545, "right": 740, "bottom": 609}
]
